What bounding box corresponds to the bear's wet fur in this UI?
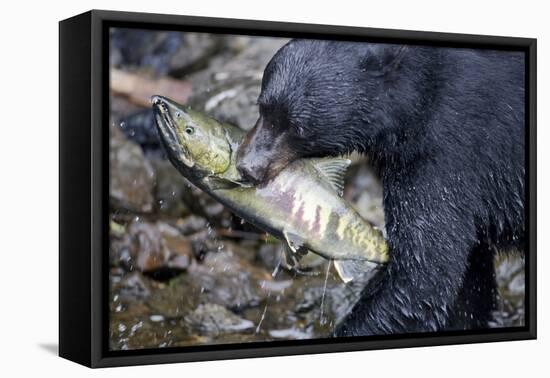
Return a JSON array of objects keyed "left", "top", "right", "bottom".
[{"left": 246, "top": 40, "right": 525, "bottom": 335}]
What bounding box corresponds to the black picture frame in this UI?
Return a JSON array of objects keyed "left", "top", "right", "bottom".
[{"left": 59, "top": 9, "right": 537, "bottom": 368}]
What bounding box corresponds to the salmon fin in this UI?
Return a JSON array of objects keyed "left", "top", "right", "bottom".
[
  {"left": 281, "top": 245, "right": 320, "bottom": 276},
  {"left": 224, "top": 178, "right": 254, "bottom": 188},
  {"left": 281, "top": 245, "right": 298, "bottom": 269},
  {"left": 206, "top": 176, "right": 252, "bottom": 190},
  {"left": 205, "top": 176, "right": 240, "bottom": 189},
  {"left": 282, "top": 230, "right": 308, "bottom": 257},
  {"left": 310, "top": 157, "right": 351, "bottom": 196},
  {"left": 334, "top": 259, "right": 380, "bottom": 283}
]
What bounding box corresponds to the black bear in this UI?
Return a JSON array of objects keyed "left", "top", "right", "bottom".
[{"left": 236, "top": 39, "right": 525, "bottom": 336}]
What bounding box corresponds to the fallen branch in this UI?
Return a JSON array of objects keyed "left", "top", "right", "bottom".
[{"left": 110, "top": 68, "right": 192, "bottom": 108}]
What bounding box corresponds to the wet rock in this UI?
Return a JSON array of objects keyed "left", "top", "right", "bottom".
[
  {"left": 186, "top": 251, "right": 272, "bottom": 310},
  {"left": 111, "top": 29, "right": 171, "bottom": 71},
  {"left": 168, "top": 34, "right": 224, "bottom": 77},
  {"left": 282, "top": 266, "right": 370, "bottom": 335},
  {"left": 150, "top": 158, "right": 192, "bottom": 217},
  {"left": 187, "top": 36, "right": 289, "bottom": 130},
  {"left": 256, "top": 243, "right": 282, "bottom": 271},
  {"left": 492, "top": 253, "right": 525, "bottom": 327},
  {"left": 110, "top": 298, "right": 151, "bottom": 323},
  {"left": 187, "top": 230, "right": 222, "bottom": 261},
  {"left": 495, "top": 254, "right": 525, "bottom": 300},
  {"left": 111, "top": 220, "right": 193, "bottom": 275},
  {"left": 118, "top": 109, "right": 160, "bottom": 155},
  {"left": 154, "top": 174, "right": 216, "bottom": 221},
  {"left": 110, "top": 29, "right": 222, "bottom": 77},
  {"left": 495, "top": 253, "right": 524, "bottom": 285},
  {"left": 160, "top": 228, "right": 193, "bottom": 271},
  {"left": 110, "top": 123, "right": 156, "bottom": 213},
  {"left": 268, "top": 327, "right": 313, "bottom": 340},
  {"left": 508, "top": 272, "right": 525, "bottom": 297},
  {"left": 490, "top": 251, "right": 525, "bottom": 327},
  {"left": 184, "top": 303, "right": 255, "bottom": 335},
  {"left": 111, "top": 94, "right": 142, "bottom": 120},
  {"left": 147, "top": 282, "right": 198, "bottom": 318},
  {"left": 113, "top": 272, "right": 153, "bottom": 301},
  {"left": 110, "top": 315, "right": 196, "bottom": 350},
  {"left": 175, "top": 215, "right": 208, "bottom": 235},
  {"left": 216, "top": 239, "right": 257, "bottom": 264},
  {"left": 142, "top": 247, "right": 272, "bottom": 318},
  {"left": 259, "top": 279, "right": 293, "bottom": 292},
  {"left": 344, "top": 161, "right": 385, "bottom": 229},
  {"left": 204, "top": 202, "right": 225, "bottom": 218},
  {"left": 127, "top": 222, "right": 168, "bottom": 272}
]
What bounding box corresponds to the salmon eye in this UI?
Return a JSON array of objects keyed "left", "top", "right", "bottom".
[{"left": 185, "top": 127, "right": 194, "bottom": 135}]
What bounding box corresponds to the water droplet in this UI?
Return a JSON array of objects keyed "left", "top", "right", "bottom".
[{"left": 119, "top": 122, "right": 125, "bottom": 128}]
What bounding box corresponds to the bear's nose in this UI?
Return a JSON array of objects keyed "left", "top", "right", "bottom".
[{"left": 237, "top": 162, "right": 266, "bottom": 184}]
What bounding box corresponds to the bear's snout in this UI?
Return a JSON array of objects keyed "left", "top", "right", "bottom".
[{"left": 236, "top": 159, "right": 267, "bottom": 184}]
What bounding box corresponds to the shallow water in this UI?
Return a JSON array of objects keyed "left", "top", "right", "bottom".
[{"left": 109, "top": 217, "right": 525, "bottom": 351}]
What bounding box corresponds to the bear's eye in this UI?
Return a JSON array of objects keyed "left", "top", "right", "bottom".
[{"left": 185, "top": 127, "right": 194, "bottom": 135}]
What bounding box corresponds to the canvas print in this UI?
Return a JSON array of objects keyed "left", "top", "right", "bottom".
[{"left": 108, "top": 28, "right": 526, "bottom": 351}]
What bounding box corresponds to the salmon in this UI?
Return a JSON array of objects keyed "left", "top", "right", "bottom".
[{"left": 152, "top": 95, "right": 389, "bottom": 282}]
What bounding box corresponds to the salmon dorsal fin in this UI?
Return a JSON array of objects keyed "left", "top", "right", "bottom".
[{"left": 310, "top": 157, "right": 351, "bottom": 197}]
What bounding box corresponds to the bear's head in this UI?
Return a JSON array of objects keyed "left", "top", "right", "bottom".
[{"left": 236, "top": 39, "right": 409, "bottom": 183}]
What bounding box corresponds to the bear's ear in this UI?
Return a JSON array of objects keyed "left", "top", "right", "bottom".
[{"left": 361, "top": 44, "right": 408, "bottom": 76}]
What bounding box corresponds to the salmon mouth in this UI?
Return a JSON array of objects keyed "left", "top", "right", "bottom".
[{"left": 152, "top": 96, "right": 194, "bottom": 168}]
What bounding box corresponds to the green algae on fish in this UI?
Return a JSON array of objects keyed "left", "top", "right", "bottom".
[{"left": 152, "top": 95, "right": 389, "bottom": 282}]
